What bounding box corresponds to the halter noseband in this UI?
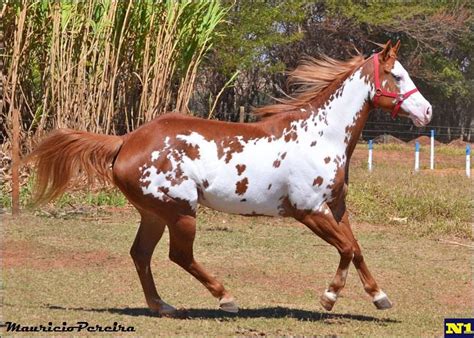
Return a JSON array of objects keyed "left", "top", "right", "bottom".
[{"left": 372, "top": 53, "right": 418, "bottom": 119}]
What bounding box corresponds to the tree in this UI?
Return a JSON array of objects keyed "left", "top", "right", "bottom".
[
  {"left": 323, "top": 0, "right": 473, "bottom": 140},
  {"left": 191, "top": 0, "right": 308, "bottom": 120},
  {"left": 197, "top": 0, "right": 473, "bottom": 141}
]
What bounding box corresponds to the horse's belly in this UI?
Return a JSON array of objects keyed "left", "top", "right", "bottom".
[{"left": 199, "top": 182, "right": 285, "bottom": 216}]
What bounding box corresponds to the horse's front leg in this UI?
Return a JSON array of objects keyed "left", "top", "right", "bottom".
[
  {"left": 298, "top": 204, "right": 355, "bottom": 311},
  {"left": 338, "top": 210, "right": 393, "bottom": 310}
]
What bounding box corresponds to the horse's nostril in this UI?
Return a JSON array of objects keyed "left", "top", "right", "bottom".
[{"left": 426, "top": 106, "right": 432, "bottom": 116}]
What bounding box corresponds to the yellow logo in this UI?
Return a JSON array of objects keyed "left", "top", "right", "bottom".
[{"left": 445, "top": 319, "right": 474, "bottom": 337}]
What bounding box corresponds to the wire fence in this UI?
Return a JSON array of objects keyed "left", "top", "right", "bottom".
[{"left": 362, "top": 120, "right": 473, "bottom": 142}]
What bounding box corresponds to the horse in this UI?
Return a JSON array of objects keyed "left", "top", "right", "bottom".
[{"left": 26, "top": 40, "right": 432, "bottom": 316}]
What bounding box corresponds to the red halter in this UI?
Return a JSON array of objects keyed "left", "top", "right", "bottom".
[{"left": 372, "top": 53, "right": 418, "bottom": 119}]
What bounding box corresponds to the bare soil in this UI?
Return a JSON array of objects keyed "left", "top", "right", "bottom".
[{"left": 408, "top": 135, "right": 441, "bottom": 146}]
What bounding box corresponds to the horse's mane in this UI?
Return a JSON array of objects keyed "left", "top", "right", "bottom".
[{"left": 254, "top": 54, "right": 366, "bottom": 119}]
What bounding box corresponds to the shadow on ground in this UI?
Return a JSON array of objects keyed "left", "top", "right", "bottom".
[{"left": 45, "top": 304, "right": 399, "bottom": 323}]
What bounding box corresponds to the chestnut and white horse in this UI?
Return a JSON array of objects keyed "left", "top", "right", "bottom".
[{"left": 28, "top": 41, "right": 432, "bottom": 316}]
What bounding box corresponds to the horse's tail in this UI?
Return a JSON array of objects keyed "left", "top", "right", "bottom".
[{"left": 24, "top": 128, "right": 124, "bottom": 205}]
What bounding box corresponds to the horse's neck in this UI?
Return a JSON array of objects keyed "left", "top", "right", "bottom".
[{"left": 306, "top": 69, "right": 371, "bottom": 159}]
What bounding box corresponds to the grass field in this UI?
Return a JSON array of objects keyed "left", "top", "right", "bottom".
[{"left": 1, "top": 143, "right": 473, "bottom": 336}]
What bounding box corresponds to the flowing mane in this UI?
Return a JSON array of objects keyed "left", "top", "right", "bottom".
[{"left": 254, "top": 54, "right": 366, "bottom": 119}]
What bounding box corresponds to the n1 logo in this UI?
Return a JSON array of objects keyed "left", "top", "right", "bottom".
[{"left": 445, "top": 319, "right": 474, "bottom": 337}]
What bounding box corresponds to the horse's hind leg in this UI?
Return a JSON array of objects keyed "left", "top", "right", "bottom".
[
  {"left": 168, "top": 214, "right": 238, "bottom": 313},
  {"left": 339, "top": 211, "right": 392, "bottom": 310},
  {"left": 130, "top": 211, "right": 176, "bottom": 316},
  {"left": 298, "top": 204, "right": 355, "bottom": 311}
]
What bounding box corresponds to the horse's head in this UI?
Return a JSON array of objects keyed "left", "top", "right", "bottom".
[{"left": 369, "top": 40, "right": 432, "bottom": 127}]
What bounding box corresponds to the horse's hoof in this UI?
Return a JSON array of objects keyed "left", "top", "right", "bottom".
[
  {"left": 373, "top": 291, "right": 393, "bottom": 310},
  {"left": 159, "top": 300, "right": 178, "bottom": 316},
  {"left": 149, "top": 299, "right": 177, "bottom": 317},
  {"left": 320, "top": 290, "right": 337, "bottom": 311},
  {"left": 219, "top": 297, "right": 239, "bottom": 313}
]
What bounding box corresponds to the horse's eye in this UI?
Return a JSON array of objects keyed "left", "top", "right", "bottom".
[{"left": 392, "top": 74, "right": 402, "bottom": 82}]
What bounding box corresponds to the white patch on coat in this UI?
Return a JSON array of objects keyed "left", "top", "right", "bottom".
[
  {"left": 140, "top": 70, "right": 372, "bottom": 215},
  {"left": 151, "top": 151, "right": 160, "bottom": 161}
]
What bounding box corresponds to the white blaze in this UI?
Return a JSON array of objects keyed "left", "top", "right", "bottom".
[{"left": 392, "top": 61, "right": 432, "bottom": 125}]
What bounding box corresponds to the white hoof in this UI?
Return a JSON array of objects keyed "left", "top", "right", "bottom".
[{"left": 219, "top": 297, "right": 239, "bottom": 313}]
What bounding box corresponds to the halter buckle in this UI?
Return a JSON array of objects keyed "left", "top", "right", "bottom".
[{"left": 375, "top": 88, "right": 382, "bottom": 96}]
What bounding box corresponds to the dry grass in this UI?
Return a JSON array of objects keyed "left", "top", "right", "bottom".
[
  {"left": 2, "top": 144, "right": 473, "bottom": 336},
  {"left": 2, "top": 207, "right": 472, "bottom": 336}
]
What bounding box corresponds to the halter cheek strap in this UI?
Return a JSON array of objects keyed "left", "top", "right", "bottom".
[{"left": 373, "top": 53, "right": 418, "bottom": 119}]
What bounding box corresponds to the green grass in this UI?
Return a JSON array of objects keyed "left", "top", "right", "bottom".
[
  {"left": 2, "top": 210, "right": 472, "bottom": 336},
  {"left": 348, "top": 162, "right": 472, "bottom": 238},
  {"left": 374, "top": 142, "right": 468, "bottom": 156},
  {"left": 1, "top": 181, "right": 127, "bottom": 210},
  {"left": 56, "top": 189, "right": 128, "bottom": 208}
]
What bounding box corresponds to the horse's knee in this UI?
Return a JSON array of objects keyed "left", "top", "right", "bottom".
[
  {"left": 339, "top": 243, "right": 354, "bottom": 260},
  {"left": 353, "top": 247, "right": 363, "bottom": 264},
  {"left": 130, "top": 246, "right": 153, "bottom": 270}
]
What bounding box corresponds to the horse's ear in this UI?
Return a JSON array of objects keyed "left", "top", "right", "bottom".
[
  {"left": 380, "top": 40, "right": 392, "bottom": 61},
  {"left": 392, "top": 40, "right": 401, "bottom": 55}
]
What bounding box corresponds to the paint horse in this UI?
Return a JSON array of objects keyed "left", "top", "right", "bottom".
[{"left": 28, "top": 41, "right": 432, "bottom": 316}]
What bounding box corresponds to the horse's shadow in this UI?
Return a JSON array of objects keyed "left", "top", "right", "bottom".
[{"left": 45, "top": 304, "right": 399, "bottom": 323}]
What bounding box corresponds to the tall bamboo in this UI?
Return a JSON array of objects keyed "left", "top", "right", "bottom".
[{"left": 3, "top": 0, "right": 228, "bottom": 148}]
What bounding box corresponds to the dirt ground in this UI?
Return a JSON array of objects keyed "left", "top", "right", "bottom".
[{"left": 2, "top": 206, "right": 472, "bottom": 336}]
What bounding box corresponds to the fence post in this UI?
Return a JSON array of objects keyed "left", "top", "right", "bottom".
[
  {"left": 12, "top": 108, "right": 20, "bottom": 215},
  {"left": 368, "top": 139, "right": 373, "bottom": 172},
  {"left": 430, "top": 129, "right": 435, "bottom": 170},
  {"left": 467, "top": 144, "right": 471, "bottom": 178},
  {"left": 414, "top": 141, "right": 420, "bottom": 172},
  {"left": 239, "top": 106, "right": 245, "bottom": 123}
]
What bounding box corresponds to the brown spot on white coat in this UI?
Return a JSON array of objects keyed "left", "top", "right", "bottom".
[
  {"left": 236, "top": 164, "right": 246, "bottom": 176},
  {"left": 313, "top": 176, "right": 324, "bottom": 186},
  {"left": 235, "top": 178, "right": 249, "bottom": 195}
]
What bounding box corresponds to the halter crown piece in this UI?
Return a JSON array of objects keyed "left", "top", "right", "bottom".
[{"left": 372, "top": 53, "right": 418, "bottom": 119}]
